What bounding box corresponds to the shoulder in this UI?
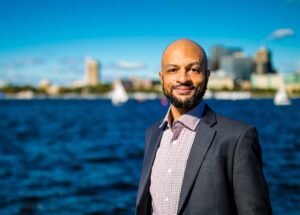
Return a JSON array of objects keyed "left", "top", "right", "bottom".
[
  {"left": 204, "top": 105, "right": 257, "bottom": 139},
  {"left": 202, "top": 105, "right": 254, "bottom": 133},
  {"left": 215, "top": 113, "right": 254, "bottom": 132},
  {"left": 206, "top": 107, "right": 261, "bottom": 161},
  {"left": 215, "top": 113, "right": 259, "bottom": 145}
]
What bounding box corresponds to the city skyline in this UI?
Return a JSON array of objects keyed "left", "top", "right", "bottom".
[{"left": 0, "top": 0, "right": 299, "bottom": 85}]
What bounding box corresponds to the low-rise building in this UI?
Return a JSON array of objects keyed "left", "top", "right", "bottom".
[
  {"left": 38, "top": 79, "right": 50, "bottom": 90},
  {"left": 129, "top": 77, "right": 153, "bottom": 90},
  {"left": 207, "top": 70, "right": 235, "bottom": 90},
  {"left": 47, "top": 85, "right": 60, "bottom": 96},
  {"left": 250, "top": 73, "right": 282, "bottom": 89},
  {"left": 284, "top": 72, "right": 300, "bottom": 93}
]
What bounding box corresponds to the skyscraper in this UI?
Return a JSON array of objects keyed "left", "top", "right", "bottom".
[
  {"left": 220, "top": 52, "right": 254, "bottom": 81},
  {"left": 254, "top": 47, "right": 275, "bottom": 74},
  {"left": 85, "top": 57, "right": 100, "bottom": 86},
  {"left": 210, "top": 45, "right": 242, "bottom": 71}
]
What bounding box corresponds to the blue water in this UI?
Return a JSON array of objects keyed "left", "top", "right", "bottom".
[{"left": 0, "top": 99, "right": 299, "bottom": 215}]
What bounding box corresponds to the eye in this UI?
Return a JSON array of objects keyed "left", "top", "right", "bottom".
[
  {"left": 167, "top": 68, "right": 177, "bottom": 73},
  {"left": 191, "top": 67, "right": 200, "bottom": 73}
]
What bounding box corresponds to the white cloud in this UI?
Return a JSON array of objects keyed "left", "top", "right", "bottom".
[
  {"left": 0, "top": 57, "right": 44, "bottom": 69},
  {"left": 268, "top": 28, "right": 295, "bottom": 40},
  {"left": 113, "top": 60, "right": 146, "bottom": 70},
  {"left": 59, "top": 56, "right": 83, "bottom": 66},
  {"left": 3, "top": 69, "right": 40, "bottom": 85}
]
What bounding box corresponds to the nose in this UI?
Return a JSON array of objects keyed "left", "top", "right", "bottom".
[{"left": 177, "top": 69, "right": 190, "bottom": 83}]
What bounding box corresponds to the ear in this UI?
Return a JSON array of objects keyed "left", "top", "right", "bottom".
[
  {"left": 159, "top": 71, "right": 163, "bottom": 84},
  {"left": 206, "top": 69, "right": 211, "bottom": 78}
]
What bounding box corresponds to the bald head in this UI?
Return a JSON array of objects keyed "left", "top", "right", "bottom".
[
  {"left": 159, "top": 39, "right": 210, "bottom": 114},
  {"left": 161, "top": 39, "right": 208, "bottom": 70}
]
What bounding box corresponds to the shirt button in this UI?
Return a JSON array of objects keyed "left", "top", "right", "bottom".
[
  {"left": 167, "top": 168, "right": 172, "bottom": 173},
  {"left": 172, "top": 140, "right": 178, "bottom": 145},
  {"left": 164, "top": 197, "right": 169, "bottom": 202}
]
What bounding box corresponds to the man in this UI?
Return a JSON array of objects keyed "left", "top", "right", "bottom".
[{"left": 136, "top": 39, "right": 272, "bottom": 215}]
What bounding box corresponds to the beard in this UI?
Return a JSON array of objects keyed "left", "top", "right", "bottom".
[{"left": 162, "top": 79, "right": 208, "bottom": 110}]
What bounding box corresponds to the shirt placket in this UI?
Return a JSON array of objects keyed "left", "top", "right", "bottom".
[{"left": 162, "top": 122, "right": 184, "bottom": 213}]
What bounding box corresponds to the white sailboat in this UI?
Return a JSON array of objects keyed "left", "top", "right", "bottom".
[
  {"left": 204, "top": 89, "right": 213, "bottom": 99},
  {"left": 274, "top": 86, "right": 291, "bottom": 106},
  {"left": 111, "top": 80, "right": 128, "bottom": 105}
]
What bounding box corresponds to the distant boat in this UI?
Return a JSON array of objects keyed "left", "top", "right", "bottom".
[
  {"left": 214, "top": 91, "right": 251, "bottom": 100},
  {"left": 204, "top": 89, "right": 213, "bottom": 99},
  {"left": 111, "top": 80, "right": 128, "bottom": 105},
  {"left": 133, "top": 92, "right": 158, "bottom": 102},
  {"left": 274, "top": 86, "right": 291, "bottom": 106},
  {"left": 16, "top": 91, "right": 34, "bottom": 99}
]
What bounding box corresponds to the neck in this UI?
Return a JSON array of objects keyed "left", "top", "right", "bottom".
[
  {"left": 170, "top": 100, "right": 202, "bottom": 122},
  {"left": 170, "top": 106, "right": 187, "bottom": 122}
]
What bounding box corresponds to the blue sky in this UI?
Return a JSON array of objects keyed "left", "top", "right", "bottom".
[{"left": 0, "top": 0, "right": 299, "bottom": 85}]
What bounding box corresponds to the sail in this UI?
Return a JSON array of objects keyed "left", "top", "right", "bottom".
[
  {"left": 111, "top": 80, "right": 128, "bottom": 105},
  {"left": 274, "top": 78, "right": 291, "bottom": 106}
]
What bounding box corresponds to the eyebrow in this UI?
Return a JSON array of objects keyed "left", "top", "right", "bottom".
[
  {"left": 165, "top": 61, "right": 202, "bottom": 68},
  {"left": 165, "top": 64, "right": 179, "bottom": 68},
  {"left": 186, "top": 61, "right": 201, "bottom": 67}
]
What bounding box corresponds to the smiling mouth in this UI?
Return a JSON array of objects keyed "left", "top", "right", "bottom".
[{"left": 173, "top": 86, "right": 194, "bottom": 95}]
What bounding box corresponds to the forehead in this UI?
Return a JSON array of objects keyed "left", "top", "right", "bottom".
[{"left": 162, "top": 46, "right": 204, "bottom": 67}]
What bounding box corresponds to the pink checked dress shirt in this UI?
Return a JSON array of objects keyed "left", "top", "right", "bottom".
[{"left": 150, "top": 101, "right": 205, "bottom": 215}]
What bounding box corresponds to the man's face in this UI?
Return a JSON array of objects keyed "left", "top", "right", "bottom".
[{"left": 160, "top": 45, "right": 209, "bottom": 110}]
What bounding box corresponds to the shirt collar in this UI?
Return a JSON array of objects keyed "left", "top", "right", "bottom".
[{"left": 159, "top": 100, "right": 205, "bottom": 131}]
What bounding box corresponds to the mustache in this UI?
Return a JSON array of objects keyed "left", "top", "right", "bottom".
[{"left": 171, "top": 82, "right": 195, "bottom": 90}]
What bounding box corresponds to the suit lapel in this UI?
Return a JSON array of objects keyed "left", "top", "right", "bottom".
[
  {"left": 177, "top": 106, "right": 217, "bottom": 214},
  {"left": 136, "top": 124, "right": 164, "bottom": 206}
]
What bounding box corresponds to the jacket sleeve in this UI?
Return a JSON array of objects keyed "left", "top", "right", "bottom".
[{"left": 233, "top": 126, "right": 272, "bottom": 215}]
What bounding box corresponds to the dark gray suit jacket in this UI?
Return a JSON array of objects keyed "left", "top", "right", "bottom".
[{"left": 136, "top": 105, "right": 272, "bottom": 215}]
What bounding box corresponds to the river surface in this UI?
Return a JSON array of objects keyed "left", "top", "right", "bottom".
[{"left": 0, "top": 99, "right": 299, "bottom": 214}]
